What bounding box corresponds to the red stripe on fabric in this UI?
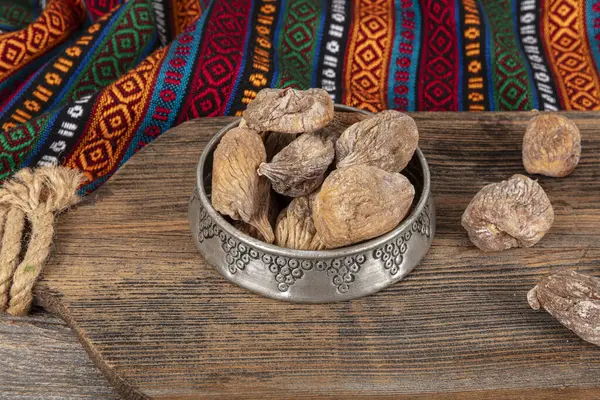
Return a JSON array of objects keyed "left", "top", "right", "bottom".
[
  {"left": 417, "top": 0, "right": 460, "bottom": 111},
  {"left": 176, "top": 0, "right": 252, "bottom": 121}
]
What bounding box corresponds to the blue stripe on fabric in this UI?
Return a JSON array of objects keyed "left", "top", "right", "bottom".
[
  {"left": 117, "top": 0, "right": 214, "bottom": 169},
  {"left": 408, "top": 0, "right": 421, "bottom": 111},
  {"left": 479, "top": 1, "right": 495, "bottom": 111},
  {"left": 455, "top": 0, "right": 464, "bottom": 111},
  {"left": 311, "top": 0, "right": 327, "bottom": 88},
  {"left": 79, "top": 174, "right": 109, "bottom": 196},
  {"left": 271, "top": 0, "right": 288, "bottom": 87},
  {"left": 48, "top": 2, "right": 129, "bottom": 108},
  {"left": 386, "top": 0, "right": 421, "bottom": 111},
  {"left": 224, "top": 0, "right": 257, "bottom": 115},
  {"left": 511, "top": 0, "right": 538, "bottom": 109}
]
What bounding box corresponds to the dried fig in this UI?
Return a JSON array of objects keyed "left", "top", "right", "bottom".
[
  {"left": 242, "top": 88, "right": 334, "bottom": 134},
  {"left": 317, "top": 111, "right": 372, "bottom": 142},
  {"left": 263, "top": 131, "right": 297, "bottom": 161},
  {"left": 211, "top": 127, "right": 274, "bottom": 243},
  {"left": 523, "top": 112, "right": 581, "bottom": 177},
  {"left": 528, "top": 270, "right": 600, "bottom": 346},
  {"left": 461, "top": 174, "right": 553, "bottom": 252},
  {"left": 336, "top": 110, "right": 419, "bottom": 172},
  {"left": 313, "top": 165, "right": 415, "bottom": 248},
  {"left": 258, "top": 132, "right": 335, "bottom": 197},
  {"left": 275, "top": 193, "right": 326, "bottom": 250}
]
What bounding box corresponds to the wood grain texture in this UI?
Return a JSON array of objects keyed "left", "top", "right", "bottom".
[
  {"left": 33, "top": 113, "right": 600, "bottom": 399},
  {"left": 0, "top": 310, "right": 119, "bottom": 399}
]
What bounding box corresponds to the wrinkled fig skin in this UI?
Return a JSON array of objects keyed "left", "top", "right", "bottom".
[
  {"left": 461, "top": 174, "right": 554, "bottom": 252},
  {"left": 243, "top": 88, "right": 334, "bottom": 134},
  {"left": 263, "top": 131, "right": 297, "bottom": 161},
  {"left": 275, "top": 194, "right": 326, "bottom": 250},
  {"left": 258, "top": 132, "right": 335, "bottom": 197},
  {"left": 528, "top": 270, "right": 600, "bottom": 346},
  {"left": 317, "top": 111, "right": 372, "bottom": 142},
  {"left": 523, "top": 113, "right": 581, "bottom": 177},
  {"left": 336, "top": 110, "right": 419, "bottom": 172},
  {"left": 314, "top": 165, "right": 415, "bottom": 249},
  {"left": 211, "top": 127, "right": 275, "bottom": 243}
]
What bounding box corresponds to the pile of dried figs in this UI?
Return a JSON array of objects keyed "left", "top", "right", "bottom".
[
  {"left": 212, "top": 88, "right": 598, "bottom": 348},
  {"left": 211, "top": 88, "right": 419, "bottom": 250}
]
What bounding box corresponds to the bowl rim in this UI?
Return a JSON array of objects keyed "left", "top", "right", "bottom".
[{"left": 195, "top": 104, "right": 431, "bottom": 259}]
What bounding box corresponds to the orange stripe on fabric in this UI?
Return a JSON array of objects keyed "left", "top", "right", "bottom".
[
  {"left": 0, "top": 0, "right": 86, "bottom": 84},
  {"left": 343, "top": 0, "right": 394, "bottom": 112},
  {"left": 172, "top": 0, "right": 202, "bottom": 37},
  {"left": 65, "top": 47, "right": 168, "bottom": 183},
  {"left": 542, "top": 0, "right": 600, "bottom": 110}
]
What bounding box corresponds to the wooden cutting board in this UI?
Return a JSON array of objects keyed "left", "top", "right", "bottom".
[{"left": 36, "top": 113, "right": 600, "bottom": 400}]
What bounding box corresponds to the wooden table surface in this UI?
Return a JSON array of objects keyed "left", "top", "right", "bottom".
[{"left": 1, "top": 113, "right": 600, "bottom": 400}]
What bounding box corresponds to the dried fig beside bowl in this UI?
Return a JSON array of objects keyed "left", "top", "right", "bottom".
[
  {"left": 522, "top": 112, "right": 581, "bottom": 177},
  {"left": 528, "top": 270, "right": 600, "bottom": 346},
  {"left": 461, "top": 174, "right": 554, "bottom": 252}
]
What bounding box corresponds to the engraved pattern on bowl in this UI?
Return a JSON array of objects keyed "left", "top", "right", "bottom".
[{"left": 189, "top": 105, "right": 436, "bottom": 303}]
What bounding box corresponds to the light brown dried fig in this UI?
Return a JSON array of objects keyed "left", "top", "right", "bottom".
[
  {"left": 212, "top": 127, "right": 274, "bottom": 243},
  {"left": 528, "top": 270, "right": 600, "bottom": 346},
  {"left": 263, "top": 131, "right": 297, "bottom": 161},
  {"left": 523, "top": 112, "right": 581, "bottom": 177},
  {"left": 275, "top": 193, "right": 326, "bottom": 250},
  {"left": 317, "top": 111, "right": 372, "bottom": 142},
  {"left": 461, "top": 174, "right": 553, "bottom": 252},
  {"left": 336, "top": 110, "right": 419, "bottom": 172},
  {"left": 313, "top": 165, "right": 415, "bottom": 248},
  {"left": 243, "top": 88, "right": 334, "bottom": 134},
  {"left": 258, "top": 132, "right": 335, "bottom": 197}
]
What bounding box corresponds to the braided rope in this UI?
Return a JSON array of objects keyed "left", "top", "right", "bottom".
[{"left": 0, "top": 167, "right": 84, "bottom": 316}]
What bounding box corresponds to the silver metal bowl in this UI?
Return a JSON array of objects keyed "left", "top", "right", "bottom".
[{"left": 189, "top": 105, "right": 435, "bottom": 303}]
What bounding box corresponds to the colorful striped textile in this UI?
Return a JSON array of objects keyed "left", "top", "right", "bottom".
[{"left": 1, "top": 0, "right": 600, "bottom": 193}]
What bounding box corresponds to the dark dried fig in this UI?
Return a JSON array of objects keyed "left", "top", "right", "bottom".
[
  {"left": 336, "top": 110, "right": 419, "bottom": 172},
  {"left": 461, "top": 174, "right": 553, "bottom": 252},
  {"left": 258, "top": 132, "right": 335, "bottom": 197},
  {"left": 263, "top": 131, "right": 297, "bottom": 161},
  {"left": 528, "top": 270, "right": 600, "bottom": 346},
  {"left": 317, "top": 111, "right": 372, "bottom": 142}
]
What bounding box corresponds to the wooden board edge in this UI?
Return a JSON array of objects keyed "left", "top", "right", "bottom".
[{"left": 35, "top": 283, "right": 149, "bottom": 400}]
